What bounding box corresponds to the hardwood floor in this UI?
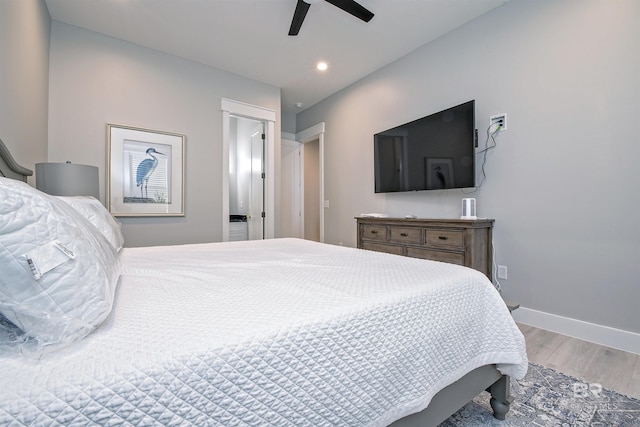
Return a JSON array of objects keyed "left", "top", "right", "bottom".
[{"left": 518, "top": 323, "right": 640, "bottom": 400}]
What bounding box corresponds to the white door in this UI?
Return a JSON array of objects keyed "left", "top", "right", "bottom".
[
  {"left": 303, "top": 139, "right": 320, "bottom": 242},
  {"left": 248, "top": 124, "right": 265, "bottom": 240},
  {"left": 281, "top": 139, "right": 302, "bottom": 238}
]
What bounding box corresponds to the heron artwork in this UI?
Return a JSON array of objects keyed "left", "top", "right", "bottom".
[
  {"left": 136, "top": 147, "right": 164, "bottom": 199},
  {"left": 434, "top": 165, "right": 446, "bottom": 189}
]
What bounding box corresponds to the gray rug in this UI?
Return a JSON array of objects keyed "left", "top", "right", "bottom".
[{"left": 440, "top": 363, "right": 640, "bottom": 426}]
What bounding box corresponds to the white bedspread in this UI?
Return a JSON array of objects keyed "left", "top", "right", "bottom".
[{"left": 0, "top": 238, "right": 527, "bottom": 426}]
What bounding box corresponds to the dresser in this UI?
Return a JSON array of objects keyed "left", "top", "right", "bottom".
[{"left": 356, "top": 217, "right": 494, "bottom": 280}]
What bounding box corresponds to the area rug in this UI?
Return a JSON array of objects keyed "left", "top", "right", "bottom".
[{"left": 440, "top": 363, "right": 640, "bottom": 426}]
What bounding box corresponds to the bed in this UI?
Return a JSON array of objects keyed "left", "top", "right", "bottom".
[{"left": 0, "top": 137, "right": 527, "bottom": 426}]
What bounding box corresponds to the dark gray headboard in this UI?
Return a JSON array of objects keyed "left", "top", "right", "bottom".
[{"left": 0, "top": 137, "right": 33, "bottom": 182}]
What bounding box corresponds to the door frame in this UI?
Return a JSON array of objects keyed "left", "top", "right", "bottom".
[
  {"left": 296, "top": 122, "right": 325, "bottom": 243},
  {"left": 221, "top": 98, "right": 275, "bottom": 241}
]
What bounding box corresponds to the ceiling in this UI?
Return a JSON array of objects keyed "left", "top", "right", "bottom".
[{"left": 45, "top": 0, "right": 508, "bottom": 115}]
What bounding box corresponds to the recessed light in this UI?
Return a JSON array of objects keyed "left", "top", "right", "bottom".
[{"left": 316, "top": 62, "right": 328, "bottom": 71}]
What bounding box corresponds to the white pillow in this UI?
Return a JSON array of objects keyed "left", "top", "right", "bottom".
[
  {"left": 0, "top": 178, "right": 121, "bottom": 356},
  {"left": 56, "top": 196, "right": 125, "bottom": 251}
]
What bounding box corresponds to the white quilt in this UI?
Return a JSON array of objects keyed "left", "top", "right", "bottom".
[{"left": 0, "top": 238, "right": 527, "bottom": 426}]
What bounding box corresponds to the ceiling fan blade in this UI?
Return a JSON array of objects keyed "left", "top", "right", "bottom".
[
  {"left": 324, "top": 0, "right": 374, "bottom": 22},
  {"left": 288, "top": 0, "right": 312, "bottom": 36}
]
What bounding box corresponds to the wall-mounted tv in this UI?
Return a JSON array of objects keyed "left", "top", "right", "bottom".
[{"left": 374, "top": 100, "right": 475, "bottom": 193}]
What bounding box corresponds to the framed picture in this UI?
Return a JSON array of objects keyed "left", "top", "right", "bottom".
[
  {"left": 425, "top": 158, "right": 454, "bottom": 190},
  {"left": 107, "top": 124, "right": 185, "bottom": 216}
]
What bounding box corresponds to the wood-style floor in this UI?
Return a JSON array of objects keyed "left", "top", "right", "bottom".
[{"left": 517, "top": 323, "right": 640, "bottom": 400}]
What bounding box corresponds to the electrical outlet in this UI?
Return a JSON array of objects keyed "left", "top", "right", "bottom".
[
  {"left": 497, "top": 265, "right": 508, "bottom": 280},
  {"left": 490, "top": 113, "right": 507, "bottom": 131}
]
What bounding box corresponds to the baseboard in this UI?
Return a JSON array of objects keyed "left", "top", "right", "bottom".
[{"left": 512, "top": 307, "right": 640, "bottom": 355}]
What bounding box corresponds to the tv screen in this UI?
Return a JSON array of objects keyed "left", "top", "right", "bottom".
[{"left": 374, "top": 100, "right": 475, "bottom": 193}]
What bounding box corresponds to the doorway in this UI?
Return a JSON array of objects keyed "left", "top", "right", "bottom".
[
  {"left": 221, "top": 98, "right": 275, "bottom": 242},
  {"left": 297, "top": 123, "right": 325, "bottom": 243},
  {"left": 229, "top": 117, "right": 265, "bottom": 240},
  {"left": 279, "top": 123, "right": 325, "bottom": 242}
]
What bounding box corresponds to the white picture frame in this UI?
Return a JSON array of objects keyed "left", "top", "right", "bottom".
[{"left": 107, "top": 124, "right": 185, "bottom": 217}]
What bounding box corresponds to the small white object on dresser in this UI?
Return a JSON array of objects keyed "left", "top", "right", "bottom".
[{"left": 461, "top": 198, "right": 477, "bottom": 219}]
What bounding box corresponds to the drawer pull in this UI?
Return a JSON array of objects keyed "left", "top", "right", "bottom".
[
  {"left": 400, "top": 233, "right": 408, "bottom": 237},
  {"left": 438, "top": 236, "right": 448, "bottom": 240},
  {"left": 370, "top": 230, "right": 378, "bottom": 234}
]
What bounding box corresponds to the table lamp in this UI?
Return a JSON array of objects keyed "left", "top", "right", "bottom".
[{"left": 35, "top": 162, "right": 99, "bottom": 199}]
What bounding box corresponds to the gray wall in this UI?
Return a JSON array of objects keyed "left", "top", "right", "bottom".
[
  {"left": 297, "top": 0, "right": 640, "bottom": 334},
  {"left": 48, "top": 22, "right": 281, "bottom": 247},
  {"left": 281, "top": 110, "right": 297, "bottom": 135},
  {"left": 0, "top": 0, "right": 50, "bottom": 183}
]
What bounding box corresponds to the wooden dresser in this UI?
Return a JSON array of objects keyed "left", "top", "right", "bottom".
[{"left": 356, "top": 217, "right": 494, "bottom": 280}]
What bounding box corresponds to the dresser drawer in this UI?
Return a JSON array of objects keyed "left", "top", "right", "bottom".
[
  {"left": 406, "top": 247, "right": 465, "bottom": 265},
  {"left": 389, "top": 227, "right": 422, "bottom": 244},
  {"left": 362, "top": 241, "right": 404, "bottom": 256},
  {"left": 425, "top": 229, "right": 464, "bottom": 249},
  {"left": 361, "top": 225, "right": 387, "bottom": 241}
]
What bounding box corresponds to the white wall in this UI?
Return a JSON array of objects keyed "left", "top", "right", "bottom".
[
  {"left": 297, "top": 0, "right": 640, "bottom": 334},
  {"left": 48, "top": 22, "right": 281, "bottom": 247},
  {"left": 0, "top": 0, "right": 50, "bottom": 182}
]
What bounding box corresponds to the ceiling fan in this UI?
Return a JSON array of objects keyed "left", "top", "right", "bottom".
[{"left": 288, "top": 0, "right": 374, "bottom": 36}]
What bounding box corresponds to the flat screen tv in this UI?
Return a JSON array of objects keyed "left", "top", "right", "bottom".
[{"left": 374, "top": 100, "right": 475, "bottom": 193}]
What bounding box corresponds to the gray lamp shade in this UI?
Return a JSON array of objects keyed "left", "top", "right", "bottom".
[{"left": 36, "top": 162, "right": 100, "bottom": 199}]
